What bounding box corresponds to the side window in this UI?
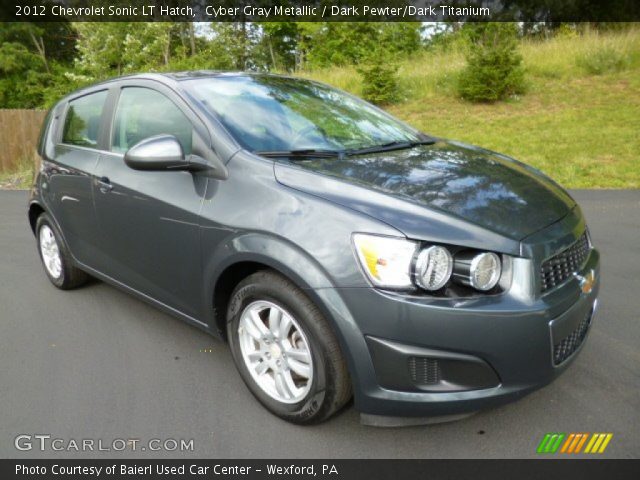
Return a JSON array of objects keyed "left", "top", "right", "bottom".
[
  {"left": 61, "top": 90, "right": 108, "bottom": 148},
  {"left": 111, "top": 87, "right": 192, "bottom": 154}
]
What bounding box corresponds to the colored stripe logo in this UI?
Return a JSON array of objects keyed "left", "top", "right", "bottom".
[{"left": 537, "top": 433, "right": 613, "bottom": 454}]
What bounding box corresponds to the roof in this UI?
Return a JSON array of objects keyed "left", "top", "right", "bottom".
[
  {"left": 55, "top": 71, "right": 301, "bottom": 105},
  {"left": 161, "top": 70, "right": 249, "bottom": 80}
]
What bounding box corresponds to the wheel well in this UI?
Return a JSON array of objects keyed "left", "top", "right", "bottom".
[
  {"left": 28, "top": 203, "right": 45, "bottom": 234},
  {"left": 213, "top": 261, "right": 273, "bottom": 340}
]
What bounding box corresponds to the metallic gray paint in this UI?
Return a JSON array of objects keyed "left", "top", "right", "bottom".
[
  {"left": 29, "top": 72, "right": 599, "bottom": 419},
  {"left": 274, "top": 140, "right": 576, "bottom": 241}
]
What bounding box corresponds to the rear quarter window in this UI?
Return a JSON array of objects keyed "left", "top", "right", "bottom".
[{"left": 61, "top": 90, "right": 108, "bottom": 148}]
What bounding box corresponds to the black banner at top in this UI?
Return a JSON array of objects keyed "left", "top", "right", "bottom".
[{"left": 2, "top": 0, "right": 640, "bottom": 22}]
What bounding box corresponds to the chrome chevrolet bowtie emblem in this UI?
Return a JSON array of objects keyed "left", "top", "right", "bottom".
[{"left": 575, "top": 269, "right": 596, "bottom": 294}]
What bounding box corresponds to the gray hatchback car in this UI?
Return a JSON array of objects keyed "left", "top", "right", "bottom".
[{"left": 29, "top": 72, "right": 599, "bottom": 425}]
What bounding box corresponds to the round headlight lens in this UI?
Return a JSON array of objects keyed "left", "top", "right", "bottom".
[
  {"left": 470, "top": 252, "right": 502, "bottom": 291},
  {"left": 415, "top": 246, "right": 453, "bottom": 291}
]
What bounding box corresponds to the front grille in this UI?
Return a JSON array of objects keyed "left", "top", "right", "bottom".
[
  {"left": 408, "top": 357, "right": 440, "bottom": 385},
  {"left": 553, "top": 307, "right": 594, "bottom": 365},
  {"left": 540, "top": 232, "right": 590, "bottom": 293}
]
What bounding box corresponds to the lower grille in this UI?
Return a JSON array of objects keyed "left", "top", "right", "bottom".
[
  {"left": 541, "top": 232, "right": 590, "bottom": 293},
  {"left": 408, "top": 357, "right": 440, "bottom": 385},
  {"left": 553, "top": 307, "right": 594, "bottom": 365}
]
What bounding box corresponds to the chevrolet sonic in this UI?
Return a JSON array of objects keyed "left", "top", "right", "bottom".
[{"left": 29, "top": 72, "right": 600, "bottom": 425}]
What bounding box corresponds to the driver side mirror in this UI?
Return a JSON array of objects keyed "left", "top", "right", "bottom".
[
  {"left": 124, "top": 134, "right": 228, "bottom": 180},
  {"left": 124, "top": 135, "right": 188, "bottom": 171}
]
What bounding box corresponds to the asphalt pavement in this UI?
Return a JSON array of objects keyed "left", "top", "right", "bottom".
[{"left": 0, "top": 189, "right": 638, "bottom": 458}]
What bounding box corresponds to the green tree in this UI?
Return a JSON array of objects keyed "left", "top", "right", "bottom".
[
  {"left": 210, "top": 22, "right": 265, "bottom": 70},
  {"left": 457, "top": 23, "right": 525, "bottom": 103},
  {"left": 73, "top": 23, "right": 197, "bottom": 79},
  {"left": 379, "top": 23, "right": 423, "bottom": 56},
  {"left": 357, "top": 50, "right": 400, "bottom": 105},
  {"left": 0, "top": 22, "right": 76, "bottom": 72},
  {"left": 121, "top": 23, "right": 174, "bottom": 72},
  {"left": 0, "top": 22, "right": 76, "bottom": 108},
  {"left": 260, "top": 22, "right": 300, "bottom": 71},
  {"left": 297, "top": 22, "right": 422, "bottom": 69},
  {"left": 73, "top": 23, "right": 131, "bottom": 79},
  {"left": 0, "top": 42, "right": 48, "bottom": 108}
]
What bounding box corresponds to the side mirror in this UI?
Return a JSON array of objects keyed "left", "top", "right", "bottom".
[
  {"left": 124, "top": 134, "right": 229, "bottom": 180},
  {"left": 124, "top": 135, "right": 188, "bottom": 171}
]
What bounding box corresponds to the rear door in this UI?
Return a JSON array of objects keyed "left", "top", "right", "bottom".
[
  {"left": 45, "top": 89, "right": 109, "bottom": 264},
  {"left": 92, "top": 81, "right": 208, "bottom": 319}
]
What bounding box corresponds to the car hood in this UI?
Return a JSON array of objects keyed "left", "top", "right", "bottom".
[{"left": 274, "top": 140, "right": 575, "bottom": 241}]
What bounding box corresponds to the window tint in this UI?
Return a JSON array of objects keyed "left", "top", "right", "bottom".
[
  {"left": 112, "top": 88, "right": 192, "bottom": 154},
  {"left": 61, "top": 90, "right": 108, "bottom": 148}
]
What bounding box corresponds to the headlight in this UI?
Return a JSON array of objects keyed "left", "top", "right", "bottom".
[
  {"left": 414, "top": 245, "right": 453, "bottom": 291},
  {"left": 453, "top": 251, "right": 502, "bottom": 291},
  {"left": 353, "top": 234, "right": 417, "bottom": 288}
]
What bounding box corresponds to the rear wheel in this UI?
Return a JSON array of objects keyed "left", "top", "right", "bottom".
[
  {"left": 36, "top": 213, "right": 88, "bottom": 289},
  {"left": 227, "top": 270, "right": 351, "bottom": 424}
]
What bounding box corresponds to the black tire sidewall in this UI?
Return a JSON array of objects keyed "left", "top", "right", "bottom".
[{"left": 227, "top": 275, "right": 331, "bottom": 423}]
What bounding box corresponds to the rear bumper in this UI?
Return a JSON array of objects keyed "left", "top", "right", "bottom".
[{"left": 330, "top": 248, "right": 600, "bottom": 419}]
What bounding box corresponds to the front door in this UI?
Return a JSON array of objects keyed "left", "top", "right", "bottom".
[{"left": 92, "top": 85, "right": 207, "bottom": 319}]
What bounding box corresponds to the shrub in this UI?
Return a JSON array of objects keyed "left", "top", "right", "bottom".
[
  {"left": 357, "top": 52, "right": 400, "bottom": 105},
  {"left": 576, "top": 47, "right": 630, "bottom": 75},
  {"left": 457, "top": 23, "right": 525, "bottom": 103}
]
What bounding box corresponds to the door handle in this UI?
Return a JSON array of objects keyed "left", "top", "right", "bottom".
[{"left": 97, "top": 176, "right": 113, "bottom": 193}]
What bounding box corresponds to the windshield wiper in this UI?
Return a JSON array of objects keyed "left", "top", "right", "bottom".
[
  {"left": 255, "top": 149, "right": 344, "bottom": 159},
  {"left": 347, "top": 138, "right": 437, "bottom": 156},
  {"left": 255, "top": 136, "right": 437, "bottom": 159}
]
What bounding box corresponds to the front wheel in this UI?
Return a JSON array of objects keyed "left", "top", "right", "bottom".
[{"left": 227, "top": 271, "right": 351, "bottom": 424}]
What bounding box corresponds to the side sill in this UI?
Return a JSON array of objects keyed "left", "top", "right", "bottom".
[{"left": 75, "top": 261, "right": 215, "bottom": 336}]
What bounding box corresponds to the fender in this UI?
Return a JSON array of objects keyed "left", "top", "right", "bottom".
[
  {"left": 202, "top": 231, "right": 372, "bottom": 397},
  {"left": 27, "top": 196, "right": 84, "bottom": 277},
  {"left": 205, "top": 231, "right": 334, "bottom": 292},
  {"left": 27, "top": 199, "right": 45, "bottom": 234}
]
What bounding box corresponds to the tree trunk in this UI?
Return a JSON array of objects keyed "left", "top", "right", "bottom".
[
  {"left": 240, "top": 21, "right": 248, "bottom": 69},
  {"left": 189, "top": 23, "right": 196, "bottom": 56},
  {"left": 268, "top": 38, "right": 277, "bottom": 71},
  {"left": 28, "top": 31, "right": 50, "bottom": 74},
  {"left": 164, "top": 36, "right": 170, "bottom": 65}
]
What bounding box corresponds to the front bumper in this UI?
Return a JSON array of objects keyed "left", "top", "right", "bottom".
[{"left": 331, "top": 248, "right": 600, "bottom": 419}]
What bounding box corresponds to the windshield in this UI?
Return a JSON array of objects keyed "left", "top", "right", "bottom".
[{"left": 182, "top": 75, "right": 422, "bottom": 153}]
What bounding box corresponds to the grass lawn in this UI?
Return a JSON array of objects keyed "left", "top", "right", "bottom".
[
  {"left": 0, "top": 162, "right": 35, "bottom": 190},
  {"left": 301, "top": 28, "right": 640, "bottom": 189},
  {"left": 2, "top": 27, "right": 638, "bottom": 189}
]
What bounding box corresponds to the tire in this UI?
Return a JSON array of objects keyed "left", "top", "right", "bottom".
[
  {"left": 227, "top": 270, "right": 352, "bottom": 424},
  {"left": 36, "top": 213, "right": 89, "bottom": 290}
]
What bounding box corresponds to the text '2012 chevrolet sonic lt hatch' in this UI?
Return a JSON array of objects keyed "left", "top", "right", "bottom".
[{"left": 29, "top": 72, "right": 599, "bottom": 426}]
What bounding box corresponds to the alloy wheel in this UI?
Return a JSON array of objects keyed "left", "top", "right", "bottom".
[
  {"left": 237, "top": 300, "right": 313, "bottom": 404},
  {"left": 39, "top": 225, "right": 62, "bottom": 279}
]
